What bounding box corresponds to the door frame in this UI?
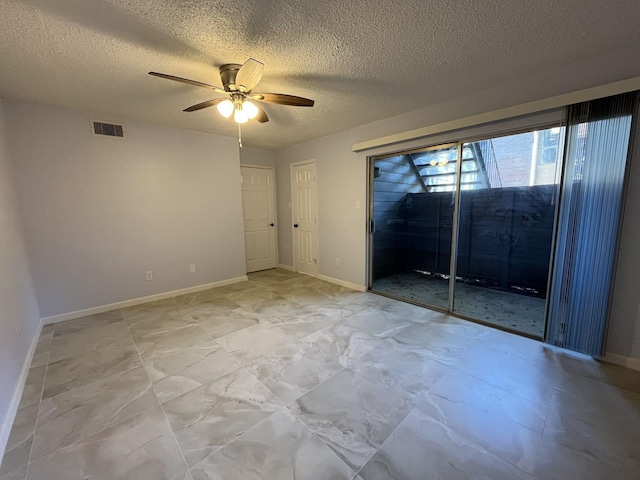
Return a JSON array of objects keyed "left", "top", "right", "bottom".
[
  {"left": 240, "top": 164, "right": 278, "bottom": 272},
  {"left": 366, "top": 124, "right": 565, "bottom": 340},
  {"left": 290, "top": 159, "right": 319, "bottom": 276}
]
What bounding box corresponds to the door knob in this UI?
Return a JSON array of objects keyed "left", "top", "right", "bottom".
[
  {"left": 294, "top": 224, "right": 299, "bottom": 228},
  {"left": 270, "top": 223, "right": 274, "bottom": 227}
]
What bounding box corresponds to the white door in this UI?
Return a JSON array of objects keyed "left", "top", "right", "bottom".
[
  {"left": 291, "top": 161, "right": 318, "bottom": 276},
  {"left": 241, "top": 166, "right": 277, "bottom": 273}
]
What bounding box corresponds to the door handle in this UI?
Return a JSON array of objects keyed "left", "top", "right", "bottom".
[
  {"left": 294, "top": 224, "right": 299, "bottom": 228},
  {"left": 270, "top": 223, "right": 275, "bottom": 227}
]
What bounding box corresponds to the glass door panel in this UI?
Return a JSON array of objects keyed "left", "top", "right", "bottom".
[
  {"left": 453, "top": 128, "right": 563, "bottom": 337},
  {"left": 370, "top": 144, "right": 459, "bottom": 310}
]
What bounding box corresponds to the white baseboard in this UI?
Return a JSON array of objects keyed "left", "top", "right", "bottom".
[
  {"left": 41, "top": 276, "right": 248, "bottom": 325},
  {"left": 317, "top": 274, "right": 367, "bottom": 292},
  {"left": 0, "top": 320, "right": 42, "bottom": 463},
  {"left": 603, "top": 353, "right": 640, "bottom": 372},
  {"left": 277, "top": 263, "right": 295, "bottom": 272}
]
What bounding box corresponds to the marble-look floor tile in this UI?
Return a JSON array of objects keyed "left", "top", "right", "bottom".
[
  {"left": 31, "top": 366, "right": 158, "bottom": 460},
  {"left": 542, "top": 378, "right": 640, "bottom": 460},
  {"left": 26, "top": 406, "right": 187, "bottom": 480},
  {"left": 190, "top": 409, "right": 355, "bottom": 480},
  {"left": 48, "top": 321, "right": 133, "bottom": 363},
  {"left": 39, "top": 324, "right": 54, "bottom": 337},
  {"left": 249, "top": 324, "right": 381, "bottom": 404},
  {"left": 454, "top": 343, "right": 557, "bottom": 406},
  {"left": 419, "top": 371, "right": 546, "bottom": 473},
  {"left": 7, "top": 269, "right": 640, "bottom": 480},
  {"left": 359, "top": 400, "right": 534, "bottom": 480},
  {"left": 126, "top": 309, "right": 195, "bottom": 338},
  {"left": 281, "top": 287, "right": 337, "bottom": 306},
  {"left": 42, "top": 343, "right": 142, "bottom": 399},
  {"left": 351, "top": 339, "right": 448, "bottom": 399},
  {"left": 179, "top": 297, "right": 242, "bottom": 320},
  {"left": 290, "top": 368, "right": 418, "bottom": 471},
  {"left": 196, "top": 308, "right": 262, "bottom": 338},
  {"left": 175, "top": 471, "right": 194, "bottom": 480},
  {"left": 303, "top": 302, "right": 370, "bottom": 322},
  {"left": 547, "top": 350, "right": 640, "bottom": 395},
  {"left": 269, "top": 309, "right": 335, "bottom": 326},
  {"left": 29, "top": 352, "right": 49, "bottom": 369},
  {"left": 143, "top": 339, "right": 241, "bottom": 403},
  {"left": 0, "top": 404, "right": 38, "bottom": 475},
  {"left": 17, "top": 365, "right": 46, "bottom": 409},
  {"left": 133, "top": 323, "right": 212, "bottom": 360},
  {"left": 0, "top": 465, "right": 27, "bottom": 480},
  {"left": 341, "top": 307, "right": 412, "bottom": 338},
  {"left": 120, "top": 298, "right": 179, "bottom": 319},
  {"left": 222, "top": 286, "right": 279, "bottom": 307},
  {"left": 217, "top": 316, "right": 334, "bottom": 364},
  {"left": 176, "top": 289, "right": 239, "bottom": 307},
  {"left": 32, "top": 330, "right": 53, "bottom": 359},
  {"left": 532, "top": 437, "right": 640, "bottom": 480},
  {"left": 52, "top": 310, "right": 123, "bottom": 337},
  {"left": 162, "top": 368, "right": 282, "bottom": 467},
  {"left": 239, "top": 296, "right": 301, "bottom": 317},
  {"left": 390, "top": 322, "right": 481, "bottom": 366}
]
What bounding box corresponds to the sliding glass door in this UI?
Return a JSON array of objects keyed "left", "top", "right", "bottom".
[
  {"left": 370, "top": 93, "right": 638, "bottom": 349},
  {"left": 453, "top": 129, "right": 562, "bottom": 336},
  {"left": 369, "top": 127, "right": 563, "bottom": 338},
  {"left": 370, "top": 143, "right": 458, "bottom": 310}
]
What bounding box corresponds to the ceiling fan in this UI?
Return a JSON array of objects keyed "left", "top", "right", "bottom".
[{"left": 149, "top": 58, "right": 314, "bottom": 124}]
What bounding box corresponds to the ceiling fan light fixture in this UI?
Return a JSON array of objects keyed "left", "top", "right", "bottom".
[
  {"left": 234, "top": 107, "right": 248, "bottom": 124},
  {"left": 243, "top": 100, "right": 259, "bottom": 120},
  {"left": 216, "top": 99, "right": 234, "bottom": 118}
]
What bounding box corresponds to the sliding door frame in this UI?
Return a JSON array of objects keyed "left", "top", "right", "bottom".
[{"left": 367, "top": 122, "right": 564, "bottom": 339}]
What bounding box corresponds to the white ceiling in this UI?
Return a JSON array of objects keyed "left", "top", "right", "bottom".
[{"left": 1, "top": 0, "right": 639, "bottom": 149}]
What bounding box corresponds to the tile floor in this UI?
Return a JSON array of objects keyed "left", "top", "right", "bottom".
[{"left": 1, "top": 268, "right": 640, "bottom": 479}]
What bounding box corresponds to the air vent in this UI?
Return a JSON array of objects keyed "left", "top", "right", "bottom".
[{"left": 91, "top": 121, "right": 124, "bottom": 138}]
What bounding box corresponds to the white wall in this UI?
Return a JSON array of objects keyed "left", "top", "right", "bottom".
[
  {"left": 6, "top": 100, "right": 246, "bottom": 318},
  {"left": 275, "top": 52, "right": 640, "bottom": 363},
  {"left": 0, "top": 98, "right": 41, "bottom": 457}
]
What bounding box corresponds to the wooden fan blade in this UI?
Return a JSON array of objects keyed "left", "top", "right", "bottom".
[
  {"left": 235, "top": 58, "right": 264, "bottom": 93},
  {"left": 149, "top": 72, "right": 226, "bottom": 93},
  {"left": 250, "top": 93, "right": 314, "bottom": 107},
  {"left": 254, "top": 105, "right": 269, "bottom": 123},
  {"left": 183, "top": 97, "right": 226, "bottom": 112}
]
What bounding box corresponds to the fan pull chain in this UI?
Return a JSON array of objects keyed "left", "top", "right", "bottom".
[{"left": 238, "top": 124, "right": 243, "bottom": 148}]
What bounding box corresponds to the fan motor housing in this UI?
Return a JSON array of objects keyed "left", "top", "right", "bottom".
[{"left": 219, "top": 64, "right": 242, "bottom": 91}]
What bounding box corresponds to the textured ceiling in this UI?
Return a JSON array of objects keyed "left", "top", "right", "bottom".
[{"left": 0, "top": 0, "right": 639, "bottom": 149}]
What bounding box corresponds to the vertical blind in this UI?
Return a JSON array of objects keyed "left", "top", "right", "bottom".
[{"left": 547, "top": 92, "right": 638, "bottom": 357}]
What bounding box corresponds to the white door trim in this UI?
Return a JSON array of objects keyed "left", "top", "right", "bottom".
[
  {"left": 290, "top": 159, "right": 318, "bottom": 276},
  {"left": 241, "top": 165, "right": 278, "bottom": 272}
]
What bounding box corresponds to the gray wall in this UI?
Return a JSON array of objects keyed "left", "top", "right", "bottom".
[
  {"left": 240, "top": 146, "right": 277, "bottom": 167},
  {"left": 0, "top": 98, "right": 41, "bottom": 453},
  {"left": 608, "top": 119, "right": 640, "bottom": 362},
  {"left": 7, "top": 100, "right": 247, "bottom": 318}
]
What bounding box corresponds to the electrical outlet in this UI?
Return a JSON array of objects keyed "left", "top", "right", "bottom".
[
  {"left": 189, "top": 264, "right": 196, "bottom": 273},
  {"left": 145, "top": 271, "right": 153, "bottom": 281},
  {"left": 335, "top": 258, "right": 341, "bottom": 267}
]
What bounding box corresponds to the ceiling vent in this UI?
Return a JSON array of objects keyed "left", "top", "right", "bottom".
[{"left": 91, "top": 120, "right": 124, "bottom": 138}]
